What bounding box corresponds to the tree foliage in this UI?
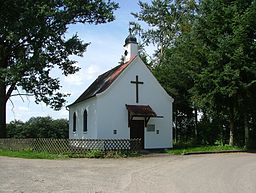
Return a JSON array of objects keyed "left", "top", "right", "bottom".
[
  {"left": 135, "top": 0, "right": 256, "bottom": 147},
  {"left": 132, "top": 0, "right": 198, "bottom": 59},
  {"left": 7, "top": 116, "right": 69, "bottom": 138},
  {"left": 191, "top": 0, "right": 256, "bottom": 146},
  {"left": 0, "top": 0, "right": 119, "bottom": 137}
]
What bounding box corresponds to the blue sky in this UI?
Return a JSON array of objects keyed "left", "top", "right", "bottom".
[{"left": 6, "top": 0, "right": 154, "bottom": 123}]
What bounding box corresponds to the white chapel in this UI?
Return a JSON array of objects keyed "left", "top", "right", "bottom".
[{"left": 68, "top": 30, "right": 174, "bottom": 149}]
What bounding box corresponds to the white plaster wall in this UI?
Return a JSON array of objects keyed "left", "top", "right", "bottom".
[
  {"left": 69, "top": 98, "right": 98, "bottom": 139},
  {"left": 95, "top": 57, "right": 173, "bottom": 148},
  {"left": 124, "top": 43, "right": 138, "bottom": 63},
  {"left": 96, "top": 92, "right": 130, "bottom": 139}
]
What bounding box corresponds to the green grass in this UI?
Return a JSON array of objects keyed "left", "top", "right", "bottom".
[
  {"left": 0, "top": 149, "right": 140, "bottom": 159},
  {"left": 166, "top": 145, "right": 245, "bottom": 155},
  {"left": 0, "top": 149, "right": 69, "bottom": 159},
  {"left": 68, "top": 150, "right": 140, "bottom": 158},
  {"left": 0, "top": 145, "right": 244, "bottom": 159}
]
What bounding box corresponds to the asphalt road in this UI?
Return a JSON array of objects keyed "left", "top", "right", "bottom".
[{"left": 0, "top": 153, "right": 256, "bottom": 193}]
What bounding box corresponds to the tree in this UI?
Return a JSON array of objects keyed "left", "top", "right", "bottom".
[
  {"left": 132, "top": 0, "right": 198, "bottom": 61},
  {"left": 191, "top": 0, "right": 256, "bottom": 146},
  {"left": 7, "top": 116, "right": 69, "bottom": 138},
  {"left": 154, "top": 33, "right": 199, "bottom": 143},
  {"left": 0, "top": 0, "right": 119, "bottom": 137},
  {"left": 6, "top": 120, "right": 25, "bottom": 138},
  {"left": 134, "top": 0, "right": 256, "bottom": 147}
]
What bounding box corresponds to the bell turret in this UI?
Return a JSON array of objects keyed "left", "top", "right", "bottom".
[{"left": 123, "top": 28, "right": 138, "bottom": 63}]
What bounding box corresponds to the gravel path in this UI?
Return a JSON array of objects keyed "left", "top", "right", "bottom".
[{"left": 0, "top": 153, "right": 256, "bottom": 193}]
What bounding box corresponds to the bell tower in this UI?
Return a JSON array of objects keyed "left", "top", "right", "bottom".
[{"left": 123, "top": 27, "right": 138, "bottom": 63}]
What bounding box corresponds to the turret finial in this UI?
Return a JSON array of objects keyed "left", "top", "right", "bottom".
[
  {"left": 124, "top": 23, "right": 137, "bottom": 46},
  {"left": 129, "top": 27, "right": 132, "bottom": 35},
  {"left": 129, "top": 22, "right": 133, "bottom": 35}
]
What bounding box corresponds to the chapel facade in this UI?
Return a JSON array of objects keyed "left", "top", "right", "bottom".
[{"left": 68, "top": 30, "right": 174, "bottom": 149}]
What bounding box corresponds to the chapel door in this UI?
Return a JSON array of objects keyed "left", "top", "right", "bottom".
[{"left": 130, "top": 120, "right": 144, "bottom": 149}]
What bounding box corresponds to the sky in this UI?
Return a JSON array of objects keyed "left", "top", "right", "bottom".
[{"left": 6, "top": 0, "right": 154, "bottom": 123}]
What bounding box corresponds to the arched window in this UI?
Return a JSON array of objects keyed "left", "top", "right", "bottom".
[
  {"left": 83, "top": 109, "right": 87, "bottom": 132},
  {"left": 73, "top": 112, "right": 76, "bottom": 132}
]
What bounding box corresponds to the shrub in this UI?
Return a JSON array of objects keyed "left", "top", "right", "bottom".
[{"left": 85, "top": 149, "right": 104, "bottom": 158}]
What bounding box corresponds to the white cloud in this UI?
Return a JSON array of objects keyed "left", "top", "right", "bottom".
[
  {"left": 84, "top": 65, "right": 101, "bottom": 81},
  {"left": 7, "top": 102, "right": 31, "bottom": 121},
  {"left": 63, "top": 63, "right": 101, "bottom": 86}
]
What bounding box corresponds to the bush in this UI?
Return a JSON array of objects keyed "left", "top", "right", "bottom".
[
  {"left": 85, "top": 149, "right": 104, "bottom": 158},
  {"left": 68, "top": 150, "right": 140, "bottom": 158}
]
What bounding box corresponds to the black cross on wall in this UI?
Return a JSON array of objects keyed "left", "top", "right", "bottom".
[{"left": 130, "top": 75, "right": 144, "bottom": 103}]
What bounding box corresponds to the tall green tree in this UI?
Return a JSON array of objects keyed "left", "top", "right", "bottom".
[
  {"left": 191, "top": 0, "right": 256, "bottom": 146},
  {"left": 134, "top": 0, "right": 256, "bottom": 146},
  {"left": 0, "top": 0, "right": 118, "bottom": 137},
  {"left": 155, "top": 32, "right": 200, "bottom": 143},
  {"left": 132, "top": 0, "right": 198, "bottom": 60}
]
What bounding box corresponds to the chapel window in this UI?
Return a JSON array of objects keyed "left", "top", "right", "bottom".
[
  {"left": 83, "top": 109, "right": 87, "bottom": 132},
  {"left": 73, "top": 112, "right": 77, "bottom": 132}
]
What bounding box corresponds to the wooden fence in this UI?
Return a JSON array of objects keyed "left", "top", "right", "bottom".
[{"left": 0, "top": 138, "right": 142, "bottom": 154}]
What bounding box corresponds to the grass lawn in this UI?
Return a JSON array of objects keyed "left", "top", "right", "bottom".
[
  {"left": 0, "top": 149, "right": 139, "bottom": 159},
  {"left": 0, "top": 149, "right": 69, "bottom": 159},
  {"left": 166, "top": 145, "right": 245, "bottom": 155},
  {"left": 0, "top": 145, "right": 246, "bottom": 159}
]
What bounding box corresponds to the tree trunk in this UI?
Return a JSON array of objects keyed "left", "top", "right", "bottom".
[
  {"left": 0, "top": 81, "right": 7, "bottom": 138},
  {"left": 229, "top": 106, "right": 235, "bottom": 146},
  {"left": 229, "top": 119, "right": 234, "bottom": 146},
  {"left": 174, "top": 109, "right": 178, "bottom": 143},
  {"left": 194, "top": 108, "right": 198, "bottom": 142},
  {"left": 244, "top": 113, "right": 249, "bottom": 148}
]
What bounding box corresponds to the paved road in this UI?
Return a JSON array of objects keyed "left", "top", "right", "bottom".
[{"left": 0, "top": 153, "right": 256, "bottom": 193}]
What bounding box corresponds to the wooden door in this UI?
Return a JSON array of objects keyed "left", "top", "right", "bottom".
[{"left": 130, "top": 120, "right": 144, "bottom": 149}]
